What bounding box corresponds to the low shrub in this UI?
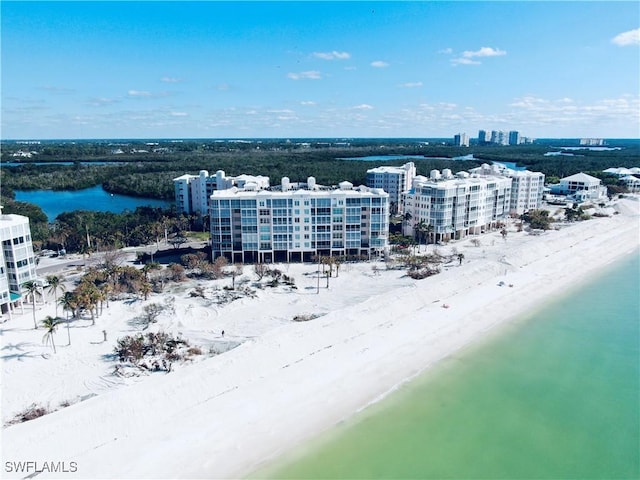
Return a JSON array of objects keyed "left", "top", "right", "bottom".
[{"left": 114, "top": 331, "right": 202, "bottom": 373}]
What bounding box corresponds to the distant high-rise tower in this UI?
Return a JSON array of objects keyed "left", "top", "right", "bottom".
[
  {"left": 478, "top": 130, "right": 488, "bottom": 144},
  {"left": 453, "top": 133, "right": 469, "bottom": 147},
  {"left": 508, "top": 131, "right": 521, "bottom": 145}
]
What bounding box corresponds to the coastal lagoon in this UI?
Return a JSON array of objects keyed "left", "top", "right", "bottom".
[
  {"left": 260, "top": 253, "right": 640, "bottom": 479},
  {"left": 14, "top": 186, "right": 172, "bottom": 221},
  {"left": 336, "top": 154, "right": 476, "bottom": 161}
]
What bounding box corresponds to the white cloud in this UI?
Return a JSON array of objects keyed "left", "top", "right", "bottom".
[
  {"left": 462, "top": 47, "right": 507, "bottom": 58},
  {"left": 438, "top": 48, "right": 453, "bottom": 54},
  {"left": 267, "top": 109, "right": 295, "bottom": 114},
  {"left": 160, "top": 76, "right": 182, "bottom": 83},
  {"left": 170, "top": 112, "right": 188, "bottom": 117},
  {"left": 127, "top": 90, "right": 170, "bottom": 98},
  {"left": 128, "top": 90, "right": 153, "bottom": 97},
  {"left": 370, "top": 61, "right": 389, "bottom": 68},
  {"left": 287, "top": 71, "right": 322, "bottom": 80},
  {"left": 313, "top": 51, "right": 351, "bottom": 60},
  {"left": 88, "top": 97, "right": 118, "bottom": 107},
  {"left": 611, "top": 28, "right": 640, "bottom": 46},
  {"left": 352, "top": 104, "right": 374, "bottom": 110},
  {"left": 508, "top": 95, "right": 640, "bottom": 131},
  {"left": 451, "top": 46, "right": 506, "bottom": 66},
  {"left": 450, "top": 57, "right": 481, "bottom": 66},
  {"left": 300, "top": 101, "right": 317, "bottom": 106},
  {"left": 39, "top": 85, "right": 75, "bottom": 94},
  {"left": 398, "top": 82, "right": 423, "bottom": 88}
]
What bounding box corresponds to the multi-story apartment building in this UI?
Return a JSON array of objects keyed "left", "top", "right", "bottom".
[
  {"left": 0, "top": 209, "right": 37, "bottom": 318},
  {"left": 508, "top": 131, "right": 521, "bottom": 146},
  {"left": 403, "top": 169, "right": 511, "bottom": 242},
  {"left": 453, "top": 133, "right": 470, "bottom": 147},
  {"left": 470, "top": 163, "right": 545, "bottom": 215},
  {"left": 478, "top": 130, "right": 488, "bottom": 144},
  {"left": 174, "top": 170, "right": 269, "bottom": 223},
  {"left": 579, "top": 138, "right": 605, "bottom": 146},
  {"left": 210, "top": 177, "right": 389, "bottom": 263},
  {"left": 366, "top": 162, "right": 416, "bottom": 214}
]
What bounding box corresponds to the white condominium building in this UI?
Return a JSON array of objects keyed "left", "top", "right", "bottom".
[
  {"left": 174, "top": 170, "right": 270, "bottom": 222},
  {"left": 403, "top": 169, "right": 511, "bottom": 242},
  {"left": 0, "top": 209, "right": 37, "bottom": 318},
  {"left": 508, "top": 170, "right": 545, "bottom": 214},
  {"left": 470, "top": 163, "right": 545, "bottom": 215},
  {"left": 210, "top": 177, "right": 389, "bottom": 263},
  {"left": 366, "top": 162, "right": 416, "bottom": 214}
]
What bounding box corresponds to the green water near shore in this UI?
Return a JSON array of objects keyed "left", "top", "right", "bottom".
[{"left": 258, "top": 252, "right": 640, "bottom": 479}]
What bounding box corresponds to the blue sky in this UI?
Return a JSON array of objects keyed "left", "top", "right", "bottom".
[{"left": 2, "top": 1, "right": 639, "bottom": 139}]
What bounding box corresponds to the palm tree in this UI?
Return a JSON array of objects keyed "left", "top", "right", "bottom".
[
  {"left": 41, "top": 316, "right": 60, "bottom": 353},
  {"left": 99, "top": 283, "right": 112, "bottom": 310},
  {"left": 402, "top": 212, "right": 413, "bottom": 236},
  {"left": 414, "top": 220, "right": 429, "bottom": 250},
  {"left": 22, "top": 280, "right": 42, "bottom": 329},
  {"left": 60, "top": 291, "right": 78, "bottom": 320},
  {"left": 59, "top": 291, "right": 78, "bottom": 345},
  {"left": 140, "top": 281, "right": 152, "bottom": 301},
  {"left": 77, "top": 284, "right": 101, "bottom": 325},
  {"left": 425, "top": 223, "right": 435, "bottom": 245},
  {"left": 141, "top": 261, "right": 161, "bottom": 281},
  {"left": 45, "top": 275, "right": 66, "bottom": 317}
]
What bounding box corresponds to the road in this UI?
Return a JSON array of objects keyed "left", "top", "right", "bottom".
[{"left": 35, "top": 240, "right": 209, "bottom": 277}]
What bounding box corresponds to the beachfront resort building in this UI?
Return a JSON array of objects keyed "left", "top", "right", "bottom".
[
  {"left": 602, "top": 168, "right": 640, "bottom": 193},
  {"left": 402, "top": 169, "right": 512, "bottom": 242},
  {"left": 0, "top": 208, "right": 37, "bottom": 319},
  {"left": 470, "top": 163, "right": 545, "bottom": 215},
  {"left": 619, "top": 175, "right": 640, "bottom": 193},
  {"left": 366, "top": 162, "right": 416, "bottom": 214},
  {"left": 210, "top": 177, "right": 389, "bottom": 263},
  {"left": 549, "top": 172, "right": 608, "bottom": 203},
  {"left": 174, "top": 170, "right": 270, "bottom": 223}
]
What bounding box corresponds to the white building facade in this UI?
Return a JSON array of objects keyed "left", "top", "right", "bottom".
[
  {"left": 470, "top": 163, "right": 545, "bottom": 215},
  {"left": 0, "top": 210, "right": 37, "bottom": 318},
  {"left": 366, "top": 162, "right": 416, "bottom": 214},
  {"left": 403, "top": 169, "right": 512, "bottom": 242},
  {"left": 210, "top": 177, "right": 389, "bottom": 263},
  {"left": 453, "top": 133, "right": 470, "bottom": 147},
  {"left": 174, "top": 170, "right": 270, "bottom": 222},
  {"left": 550, "top": 172, "right": 608, "bottom": 202}
]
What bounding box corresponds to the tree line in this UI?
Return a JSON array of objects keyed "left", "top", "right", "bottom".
[{"left": 1, "top": 141, "right": 637, "bottom": 252}]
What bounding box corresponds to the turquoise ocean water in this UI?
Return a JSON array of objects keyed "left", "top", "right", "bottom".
[{"left": 256, "top": 251, "right": 640, "bottom": 479}]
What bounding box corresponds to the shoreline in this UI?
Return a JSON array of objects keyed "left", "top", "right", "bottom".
[{"left": 2, "top": 199, "right": 639, "bottom": 479}]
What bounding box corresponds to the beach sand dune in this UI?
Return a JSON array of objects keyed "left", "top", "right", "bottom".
[{"left": 1, "top": 198, "right": 638, "bottom": 479}]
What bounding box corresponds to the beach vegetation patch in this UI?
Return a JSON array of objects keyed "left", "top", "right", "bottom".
[
  {"left": 7, "top": 403, "right": 50, "bottom": 425},
  {"left": 521, "top": 209, "right": 553, "bottom": 230},
  {"left": 113, "top": 331, "right": 202, "bottom": 374},
  {"left": 292, "top": 313, "right": 323, "bottom": 322}
]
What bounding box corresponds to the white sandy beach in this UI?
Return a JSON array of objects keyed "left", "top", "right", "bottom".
[{"left": 1, "top": 198, "right": 639, "bottom": 479}]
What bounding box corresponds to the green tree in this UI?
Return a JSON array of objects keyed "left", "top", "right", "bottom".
[
  {"left": 522, "top": 209, "right": 552, "bottom": 230},
  {"left": 45, "top": 275, "right": 66, "bottom": 317},
  {"left": 21, "top": 280, "right": 42, "bottom": 329},
  {"left": 41, "top": 316, "right": 61, "bottom": 353}
]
